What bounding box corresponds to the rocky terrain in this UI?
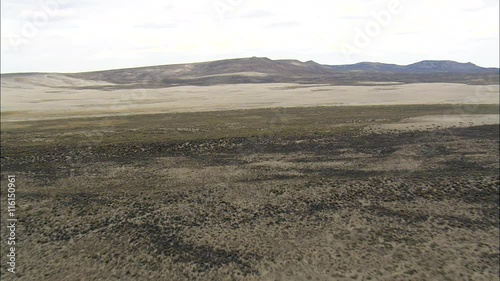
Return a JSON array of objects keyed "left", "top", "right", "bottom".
[{"left": 1, "top": 105, "right": 498, "bottom": 280}]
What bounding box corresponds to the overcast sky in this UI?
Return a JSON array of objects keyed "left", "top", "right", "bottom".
[{"left": 1, "top": 0, "right": 499, "bottom": 73}]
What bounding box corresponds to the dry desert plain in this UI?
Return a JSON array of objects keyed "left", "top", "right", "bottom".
[
  {"left": 1, "top": 74, "right": 499, "bottom": 280},
  {"left": 1, "top": 74, "right": 499, "bottom": 121}
]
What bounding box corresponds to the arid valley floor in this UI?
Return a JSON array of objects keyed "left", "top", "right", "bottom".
[{"left": 1, "top": 102, "right": 499, "bottom": 280}]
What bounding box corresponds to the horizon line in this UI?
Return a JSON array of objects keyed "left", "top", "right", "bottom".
[{"left": 1, "top": 57, "right": 499, "bottom": 75}]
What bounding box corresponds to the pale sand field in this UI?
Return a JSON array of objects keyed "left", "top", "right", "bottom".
[
  {"left": 367, "top": 114, "right": 500, "bottom": 133},
  {"left": 1, "top": 74, "right": 499, "bottom": 121}
]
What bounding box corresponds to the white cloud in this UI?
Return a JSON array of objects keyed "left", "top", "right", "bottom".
[{"left": 1, "top": 0, "right": 498, "bottom": 73}]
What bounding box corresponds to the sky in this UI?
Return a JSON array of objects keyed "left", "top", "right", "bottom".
[{"left": 1, "top": 0, "right": 499, "bottom": 73}]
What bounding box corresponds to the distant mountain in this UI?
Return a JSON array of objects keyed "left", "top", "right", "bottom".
[
  {"left": 2, "top": 58, "right": 498, "bottom": 87},
  {"left": 326, "top": 62, "right": 404, "bottom": 72},
  {"left": 66, "top": 57, "right": 335, "bottom": 85},
  {"left": 406, "top": 60, "right": 498, "bottom": 73},
  {"left": 327, "top": 60, "right": 499, "bottom": 74}
]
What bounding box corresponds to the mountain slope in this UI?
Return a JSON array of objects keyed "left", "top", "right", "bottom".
[
  {"left": 67, "top": 57, "right": 335, "bottom": 85},
  {"left": 326, "top": 62, "right": 405, "bottom": 72},
  {"left": 406, "top": 60, "right": 498, "bottom": 73},
  {"left": 2, "top": 58, "right": 498, "bottom": 88},
  {"left": 327, "top": 60, "right": 499, "bottom": 74}
]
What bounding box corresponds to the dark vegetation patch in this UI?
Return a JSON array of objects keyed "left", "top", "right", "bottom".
[{"left": 113, "top": 221, "right": 259, "bottom": 274}]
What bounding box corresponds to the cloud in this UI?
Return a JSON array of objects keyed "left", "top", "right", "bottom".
[
  {"left": 1, "top": 0, "right": 499, "bottom": 72},
  {"left": 472, "top": 37, "right": 498, "bottom": 42},
  {"left": 394, "top": 31, "right": 420, "bottom": 35},
  {"left": 19, "top": 8, "right": 76, "bottom": 22},
  {"left": 339, "top": 16, "right": 371, "bottom": 20},
  {"left": 234, "top": 9, "right": 274, "bottom": 19},
  {"left": 134, "top": 23, "right": 177, "bottom": 29},
  {"left": 461, "top": 0, "right": 498, "bottom": 12},
  {"left": 264, "top": 21, "right": 301, "bottom": 29},
  {"left": 482, "top": 0, "right": 499, "bottom": 8}
]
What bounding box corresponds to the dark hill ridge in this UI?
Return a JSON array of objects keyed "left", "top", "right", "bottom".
[
  {"left": 326, "top": 62, "right": 404, "bottom": 72},
  {"left": 327, "top": 60, "right": 499, "bottom": 74},
  {"left": 3, "top": 57, "right": 498, "bottom": 87},
  {"left": 406, "top": 60, "right": 497, "bottom": 73}
]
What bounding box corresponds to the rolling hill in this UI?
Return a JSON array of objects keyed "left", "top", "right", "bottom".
[
  {"left": 327, "top": 60, "right": 499, "bottom": 74},
  {"left": 2, "top": 57, "right": 498, "bottom": 89}
]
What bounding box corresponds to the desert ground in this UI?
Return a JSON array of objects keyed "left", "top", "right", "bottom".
[
  {"left": 1, "top": 74, "right": 499, "bottom": 280},
  {"left": 1, "top": 74, "right": 498, "bottom": 121}
]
